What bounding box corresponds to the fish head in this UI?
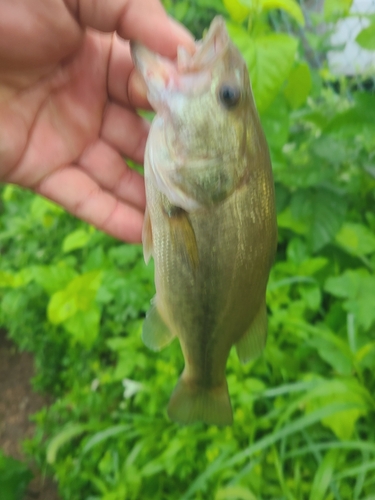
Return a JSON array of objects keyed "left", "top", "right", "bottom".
[
  {"left": 131, "top": 16, "right": 258, "bottom": 166},
  {"left": 131, "top": 17, "right": 268, "bottom": 209}
]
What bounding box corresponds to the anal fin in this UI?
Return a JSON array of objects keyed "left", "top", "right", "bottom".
[
  {"left": 142, "top": 299, "right": 175, "bottom": 351},
  {"left": 236, "top": 302, "right": 268, "bottom": 364}
]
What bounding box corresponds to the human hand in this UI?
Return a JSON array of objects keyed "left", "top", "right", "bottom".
[{"left": 0, "top": 0, "right": 194, "bottom": 242}]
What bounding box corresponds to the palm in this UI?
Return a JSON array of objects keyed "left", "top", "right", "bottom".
[{"left": 0, "top": 0, "right": 193, "bottom": 242}]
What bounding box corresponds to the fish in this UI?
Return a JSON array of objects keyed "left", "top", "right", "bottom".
[{"left": 131, "top": 16, "right": 277, "bottom": 426}]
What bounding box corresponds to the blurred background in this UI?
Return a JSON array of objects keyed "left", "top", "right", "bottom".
[{"left": 0, "top": 0, "right": 375, "bottom": 499}]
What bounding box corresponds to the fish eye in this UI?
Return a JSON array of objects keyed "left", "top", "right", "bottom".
[{"left": 219, "top": 85, "right": 241, "bottom": 109}]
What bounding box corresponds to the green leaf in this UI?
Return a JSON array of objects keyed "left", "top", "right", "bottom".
[
  {"left": 224, "top": 402, "right": 361, "bottom": 469},
  {"left": 106, "top": 337, "right": 130, "bottom": 351},
  {"left": 47, "top": 289, "right": 78, "bottom": 324},
  {"left": 226, "top": 22, "right": 256, "bottom": 67},
  {"left": 307, "top": 329, "right": 354, "bottom": 375},
  {"left": 286, "top": 238, "right": 308, "bottom": 264},
  {"left": 277, "top": 206, "right": 308, "bottom": 235},
  {"left": 47, "top": 270, "right": 102, "bottom": 324},
  {"left": 0, "top": 270, "right": 17, "bottom": 288},
  {"left": 173, "top": 0, "right": 189, "bottom": 20},
  {"left": 216, "top": 486, "right": 257, "bottom": 500},
  {"left": 284, "top": 62, "right": 312, "bottom": 109},
  {"left": 47, "top": 424, "right": 91, "bottom": 464},
  {"left": 0, "top": 269, "right": 35, "bottom": 288},
  {"left": 325, "top": 269, "right": 375, "bottom": 330},
  {"left": 310, "top": 135, "right": 351, "bottom": 165},
  {"left": 261, "top": 0, "right": 305, "bottom": 25},
  {"left": 227, "top": 23, "right": 298, "bottom": 112},
  {"left": 290, "top": 188, "right": 347, "bottom": 251},
  {"left": 30, "top": 195, "right": 64, "bottom": 219},
  {"left": 180, "top": 450, "right": 233, "bottom": 500},
  {"left": 335, "top": 223, "right": 375, "bottom": 257},
  {"left": 2, "top": 185, "right": 15, "bottom": 201},
  {"left": 298, "top": 257, "right": 328, "bottom": 276},
  {"left": 304, "top": 379, "right": 370, "bottom": 440},
  {"left": 0, "top": 451, "right": 33, "bottom": 500},
  {"left": 274, "top": 182, "right": 290, "bottom": 213},
  {"left": 260, "top": 95, "right": 289, "bottom": 149},
  {"left": 324, "top": 0, "right": 352, "bottom": 19},
  {"left": 355, "top": 342, "right": 375, "bottom": 369},
  {"left": 309, "top": 449, "right": 340, "bottom": 500},
  {"left": 251, "top": 33, "right": 298, "bottom": 112},
  {"left": 31, "top": 263, "right": 78, "bottom": 295},
  {"left": 324, "top": 92, "right": 375, "bottom": 137},
  {"left": 63, "top": 307, "right": 101, "bottom": 346},
  {"left": 356, "top": 21, "right": 375, "bottom": 50},
  {"left": 223, "top": 0, "right": 250, "bottom": 22},
  {"left": 300, "top": 285, "right": 321, "bottom": 311},
  {"left": 82, "top": 424, "right": 132, "bottom": 455},
  {"left": 62, "top": 229, "right": 92, "bottom": 253},
  {"left": 334, "top": 459, "right": 375, "bottom": 481}
]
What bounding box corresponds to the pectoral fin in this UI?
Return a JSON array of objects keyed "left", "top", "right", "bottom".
[
  {"left": 163, "top": 202, "right": 199, "bottom": 270},
  {"left": 236, "top": 302, "right": 268, "bottom": 364},
  {"left": 142, "top": 299, "right": 175, "bottom": 351},
  {"left": 142, "top": 207, "right": 153, "bottom": 264}
]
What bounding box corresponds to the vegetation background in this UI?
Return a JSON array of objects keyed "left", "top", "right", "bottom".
[{"left": 1, "top": 0, "right": 375, "bottom": 499}]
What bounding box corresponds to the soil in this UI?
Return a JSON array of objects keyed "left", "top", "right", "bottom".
[{"left": 0, "top": 329, "right": 60, "bottom": 500}]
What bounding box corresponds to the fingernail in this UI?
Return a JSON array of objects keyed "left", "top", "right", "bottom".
[{"left": 132, "top": 69, "right": 148, "bottom": 100}]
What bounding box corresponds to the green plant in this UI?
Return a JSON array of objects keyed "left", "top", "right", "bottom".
[
  {"left": 0, "top": 450, "right": 33, "bottom": 500},
  {"left": 1, "top": 0, "right": 375, "bottom": 499}
]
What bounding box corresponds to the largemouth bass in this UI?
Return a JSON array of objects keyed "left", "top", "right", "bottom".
[{"left": 131, "top": 16, "right": 277, "bottom": 426}]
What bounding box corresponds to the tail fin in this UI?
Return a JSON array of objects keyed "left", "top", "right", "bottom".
[{"left": 167, "top": 376, "right": 233, "bottom": 426}]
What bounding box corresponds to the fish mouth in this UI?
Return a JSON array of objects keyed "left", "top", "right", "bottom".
[
  {"left": 177, "top": 16, "right": 230, "bottom": 73},
  {"left": 130, "top": 16, "right": 230, "bottom": 101}
]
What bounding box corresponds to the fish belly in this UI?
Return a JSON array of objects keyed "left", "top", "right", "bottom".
[{"left": 148, "top": 174, "right": 275, "bottom": 425}]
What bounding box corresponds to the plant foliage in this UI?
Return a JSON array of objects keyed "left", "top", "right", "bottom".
[
  {"left": 0, "top": 0, "right": 375, "bottom": 499},
  {"left": 0, "top": 451, "right": 33, "bottom": 500}
]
